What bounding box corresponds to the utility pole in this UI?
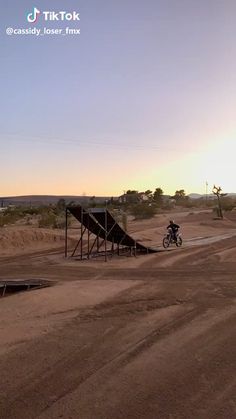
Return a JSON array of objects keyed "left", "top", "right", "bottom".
[{"left": 205, "top": 181, "right": 208, "bottom": 206}]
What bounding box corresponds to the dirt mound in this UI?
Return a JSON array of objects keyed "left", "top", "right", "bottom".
[
  {"left": 0, "top": 226, "right": 66, "bottom": 256},
  {"left": 186, "top": 210, "right": 236, "bottom": 225}
]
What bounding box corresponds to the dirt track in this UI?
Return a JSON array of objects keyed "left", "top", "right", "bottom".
[{"left": 1, "top": 213, "right": 236, "bottom": 418}]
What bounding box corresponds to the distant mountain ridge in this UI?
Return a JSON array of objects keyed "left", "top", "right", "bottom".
[
  {"left": 0, "top": 195, "right": 109, "bottom": 206},
  {"left": 188, "top": 192, "right": 236, "bottom": 199},
  {"left": 1, "top": 192, "right": 235, "bottom": 206}
]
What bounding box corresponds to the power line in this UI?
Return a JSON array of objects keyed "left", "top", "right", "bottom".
[{"left": 1, "top": 133, "right": 188, "bottom": 152}]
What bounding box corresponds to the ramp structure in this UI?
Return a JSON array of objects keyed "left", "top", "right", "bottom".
[
  {"left": 0, "top": 279, "right": 50, "bottom": 297},
  {"left": 65, "top": 205, "right": 157, "bottom": 261}
]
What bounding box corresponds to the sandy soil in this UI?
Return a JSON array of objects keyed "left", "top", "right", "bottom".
[{"left": 1, "top": 209, "right": 236, "bottom": 418}]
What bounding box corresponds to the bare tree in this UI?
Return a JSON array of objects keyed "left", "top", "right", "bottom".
[{"left": 212, "top": 185, "right": 227, "bottom": 218}]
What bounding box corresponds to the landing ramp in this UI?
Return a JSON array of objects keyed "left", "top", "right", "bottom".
[{"left": 66, "top": 205, "right": 157, "bottom": 258}]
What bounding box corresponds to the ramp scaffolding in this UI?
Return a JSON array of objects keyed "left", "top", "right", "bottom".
[{"left": 65, "top": 205, "right": 157, "bottom": 261}]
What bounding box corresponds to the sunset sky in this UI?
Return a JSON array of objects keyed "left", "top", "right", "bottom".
[{"left": 1, "top": 0, "right": 236, "bottom": 197}]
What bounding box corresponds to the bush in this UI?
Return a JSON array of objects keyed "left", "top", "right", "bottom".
[
  {"left": 38, "top": 209, "right": 68, "bottom": 229},
  {"left": 0, "top": 209, "right": 23, "bottom": 227},
  {"left": 0, "top": 205, "right": 67, "bottom": 229},
  {"left": 221, "top": 198, "right": 236, "bottom": 212},
  {"left": 38, "top": 212, "right": 58, "bottom": 228},
  {"left": 130, "top": 204, "right": 157, "bottom": 219}
]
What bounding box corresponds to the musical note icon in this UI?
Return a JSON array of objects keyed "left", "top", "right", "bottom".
[{"left": 27, "top": 7, "right": 40, "bottom": 23}]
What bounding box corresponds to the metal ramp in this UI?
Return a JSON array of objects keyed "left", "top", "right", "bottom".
[
  {"left": 0, "top": 279, "right": 50, "bottom": 297},
  {"left": 65, "top": 205, "right": 157, "bottom": 261}
]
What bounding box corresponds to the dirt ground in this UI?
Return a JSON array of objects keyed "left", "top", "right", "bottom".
[{"left": 1, "top": 209, "right": 236, "bottom": 419}]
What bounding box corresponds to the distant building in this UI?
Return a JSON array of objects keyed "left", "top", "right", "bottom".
[
  {"left": 119, "top": 192, "right": 151, "bottom": 204},
  {"left": 118, "top": 192, "right": 177, "bottom": 206},
  {"left": 162, "top": 195, "right": 176, "bottom": 206}
]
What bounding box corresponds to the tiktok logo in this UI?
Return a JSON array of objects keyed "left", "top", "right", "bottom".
[
  {"left": 26, "top": 7, "right": 80, "bottom": 23},
  {"left": 27, "top": 7, "right": 41, "bottom": 23}
]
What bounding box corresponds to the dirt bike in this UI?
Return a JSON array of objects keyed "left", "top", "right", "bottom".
[{"left": 162, "top": 228, "right": 183, "bottom": 248}]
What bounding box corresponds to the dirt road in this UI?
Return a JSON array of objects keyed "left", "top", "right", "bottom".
[{"left": 1, "top": 215, "right": 236, "bottom": 418}]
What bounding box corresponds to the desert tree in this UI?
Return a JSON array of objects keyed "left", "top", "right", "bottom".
[
  {"left": 212, "top": 185, "right": 227, "bottom": 218},
  {"left": 153, "top": 187, "right": 164, "bottom": 205},
  {"left": 56, "top": 198, "right": 66, "bottom": 211},
  {"left": 126, "top": 190, "right": 138, "bottom": 194},
  {"left": 174, "top": 189, "right": 186, "bottom": 199},
  {"left": 124, "top": 190, "right": 139, "bottom": 204},
  {"left": 173, "top": 189, "right": 189, "bottom": 205}
]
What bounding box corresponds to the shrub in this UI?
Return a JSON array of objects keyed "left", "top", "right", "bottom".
[
  {"left": 0, "top": 209, "right": 23, "bottom": 227},
  {"left": 38, "top": 212, "right": 57, "bottom": 228},
  {"left": 130, "top": 204, "right": 157, "bottom": 219},
  {"left": 221, "top": 198, "right": 236, "bottom": 212}
]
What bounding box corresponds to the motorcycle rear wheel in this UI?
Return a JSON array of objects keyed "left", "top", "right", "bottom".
[{"left": 163, "top": 237, "right": 170, "bottom": 248}]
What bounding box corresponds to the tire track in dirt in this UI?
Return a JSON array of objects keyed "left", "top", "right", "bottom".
[
  {"left": 0, "top": 284, "right": 204, "bottom": 419},
  {"left": 2, "top": 269, "right": 236, "bottom": 419},
  {"left": 40, "top": 304, "right": 236, "bottom": 419},
  {"left": 138, "top": 235, "right": 236, "bottom": 269}
]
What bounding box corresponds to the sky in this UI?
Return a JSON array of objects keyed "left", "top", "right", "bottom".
[{"left": 1, "top": 0, "right": 236, "bottom": 197}]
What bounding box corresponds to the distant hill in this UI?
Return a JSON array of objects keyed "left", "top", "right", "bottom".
[
  {"left": 188, "top": 193, "right": 205, "bottom": 199},
  {"left": 1, "top": 192, "right": 235, "bottom": 207},
  {"left": 0, "top": 195, "right": 111, "bottom": 207},
  {"left": 188, "top": 193, "right": 236, "bottom": 199}
]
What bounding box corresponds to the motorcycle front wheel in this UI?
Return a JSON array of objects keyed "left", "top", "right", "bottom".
[{"left": 176, "top": 237, "right": 183, "bottom": 247}]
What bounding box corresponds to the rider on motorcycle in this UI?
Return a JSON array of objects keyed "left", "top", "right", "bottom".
[{"left": 167, "top": 220, "right": 180, "bottom": 243}]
